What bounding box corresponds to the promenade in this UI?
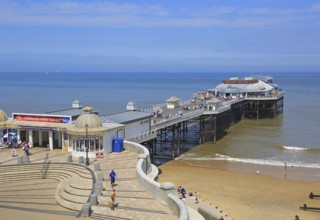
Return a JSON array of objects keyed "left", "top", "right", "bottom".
[{"left": 0, "top": 146, "right": 177, "bottom": 220}]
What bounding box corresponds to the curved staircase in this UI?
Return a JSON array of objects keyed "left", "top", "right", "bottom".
[{"left": 0, "top": 161, "right": 95, "bottom": 216}]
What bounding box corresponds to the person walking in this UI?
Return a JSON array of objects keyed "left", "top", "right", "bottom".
[
  {"left": 109, "top": 170, "right": 116, "bottom": 187},
  {"left": 285, "top": 162, "right": 287, "bottom": 171},
  {"left": 111, "top": 188, "right": 116, "bottom": 211},
  {"left": 24, "top": 142, "right": 29, "bottom": 156}
]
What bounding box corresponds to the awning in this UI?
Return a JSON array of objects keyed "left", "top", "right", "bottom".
[{"left": 2, "top": 132, "right": 16, "bottom": 138}]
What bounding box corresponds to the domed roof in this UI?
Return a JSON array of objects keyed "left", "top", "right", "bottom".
[
  {"left": 221, "top": 85, "right": 243, "bottom": 94},
  {"left": 0, "top": 109, "right": 8, "bottom": 122},
  {"left": 74, "top": 106, "right": 102, "bottom": 128}
]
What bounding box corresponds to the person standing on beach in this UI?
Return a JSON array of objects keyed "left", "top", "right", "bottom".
[
  {"left": 109, "top": 170, "right": 116, "bottom": 187},
  {"left": 195, "top": 192, "right": 199, "bottom": 203}
]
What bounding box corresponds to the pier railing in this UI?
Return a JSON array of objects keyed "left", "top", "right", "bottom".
[
  {"left": 126, "top": 109, "right": 204, "bottom": 143},
  {"left": 152, "top": 109, "right": 204, "bottom": 131},
  {"left": 130, "top": 92, "right": 284, "bottom": 143},
  {"left": 245, "top": 91, "right": 285, "bottom": 100},
  {"left": 126, "top": 130, "right": 158, "bottom": 143}
]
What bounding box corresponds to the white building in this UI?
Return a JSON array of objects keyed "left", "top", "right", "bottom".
[
  {"left": 212, "top": 77, "right": 276, "bottom": 99},
  {"left": 166, "top": 96, "right": 181, "bottom": 109},
  {"left": 0, "top": 102, "right": 153, "bottom": 159}
]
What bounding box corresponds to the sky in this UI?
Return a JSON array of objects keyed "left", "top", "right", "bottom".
[{"left": 0, "top": 0, "right": 319, "bottom": 72}]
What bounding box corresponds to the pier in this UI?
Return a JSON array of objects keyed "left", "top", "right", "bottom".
[{"left": 127, "top": 76, "right": 285, "bottom": 164}]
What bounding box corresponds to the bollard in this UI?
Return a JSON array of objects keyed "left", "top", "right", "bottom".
[
  {"left": 90, "top": 194, "right": 98, "bottom": 205},
  {"left": 67, "top": 155, "right": 72, "bottom": 163},
  {"left": 94, "top": 163, "right": 100, "bottom": 171},
  {"left": 23, "top": 156, "right": 30, "bottom": 163},
  {"left": 17, "top": 156, "right": 24, "bottom": 164},
  {"left": 94, "top": 182, "right": 103, "bottom": 195},
  {"left": 83, "top": 158, "right": 90, "bottom": 165},
  {"left": 97, "top": 172, "right": 104, "bottom": 182},
  {"left": 82, "top": 202, "right": 92, "bottom": 217},
  {"left": 78, "top": 156, "right": 84, "bottom": 164},
  {"left": 95, "top": 185, "right": 102, "bottom": 196}
]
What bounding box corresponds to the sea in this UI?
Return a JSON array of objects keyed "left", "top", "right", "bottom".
[{"left": 1, "top": 72, "right": 319, "bottom": 168}]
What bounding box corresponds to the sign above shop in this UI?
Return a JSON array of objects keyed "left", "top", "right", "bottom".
[
  {"left": 18, "top": 126, "right": 57, "bottom": 131},
  {"left": 13, "top": 113, "right": 71, "bottom": 124}
]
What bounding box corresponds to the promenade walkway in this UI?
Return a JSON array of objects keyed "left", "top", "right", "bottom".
[{"left": 0, "top": 147, "right": 177, "bottom": 220}]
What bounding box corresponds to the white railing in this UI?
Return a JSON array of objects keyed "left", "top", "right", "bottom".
[
  {"left": 246, "top": 91, "right": 285, "bottom": 100},
  {"left": 151, "top": 109, "right": 204, "bottom": 130},
  {"left": 126, "top": 129, "right": 158, "bottom": 142},
  {"left": 152, "top": 103, "right": 167, "bottom": 109},
  {"left": 126, "top": 109, "right": 205, "bottom": 143}
]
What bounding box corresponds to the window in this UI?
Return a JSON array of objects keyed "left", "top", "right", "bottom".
[{"left": 71, "top": 135, "right": 103, "bottom": 153}]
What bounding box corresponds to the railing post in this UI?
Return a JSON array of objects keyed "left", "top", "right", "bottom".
[
  {"left": 97, "top": 171, "right": 104, "bottom": 182},
  {"left": 67, "top": 155, "right": 72, "bottom": 163},
  {"left": 23, "top": 156, "right": 30, "bottom": 163},
  {"left": 78, "top": 156, "right": 84, "bottom": 164},
  {"left": 94, "top": 163, "right": 100, "bottom": 171},
  {"left": 90, "top": 194, "right": 98, "bottom": 205},
  {"left": 81, "top": 203, "right": 92, "bottom": 217}
]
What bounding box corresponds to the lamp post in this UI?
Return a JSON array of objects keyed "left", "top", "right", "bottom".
[{"left": 85, "top": 124, "right": 89, "bottom": 166}]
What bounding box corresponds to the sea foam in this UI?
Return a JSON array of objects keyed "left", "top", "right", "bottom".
[
  {"left": 179, "top": 153, "right": 320, "bottom": 169},
  {"left": 282, "top": 146, "right": 309, "bottom": 151},
  {"left": 213, "top": 154, "right": 320, "bottom": 169}
]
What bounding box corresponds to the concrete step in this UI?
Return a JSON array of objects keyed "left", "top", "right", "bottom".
[
  {"left": 0, "top": 164, "right": 92, "bottom": 180},
  {"left": 69, "top": 176, "right": 93, "bottom": 190},
  {"left": 55, "top": 181, "right": 84, "bottom": 211},
  {"left": 64, "top": 180, "right": 92, "bottom": 196},
  {"left": 59, "top": 187, "right": 88, "bottom": 204},
  {"left": 0, "top": 172, "right": 71, "bottom": 182}
]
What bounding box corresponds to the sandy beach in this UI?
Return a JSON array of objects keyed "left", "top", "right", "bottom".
[{"left": 158, "top": 159, "right": 320, "bottom": 220}]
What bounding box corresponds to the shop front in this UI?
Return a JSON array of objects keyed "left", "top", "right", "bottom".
[
  {"left": 3, "top": 113, "right": 71, "bottom": 150},
  {"left": 67, "top": 106, "right": 124, "bottom": 158}
]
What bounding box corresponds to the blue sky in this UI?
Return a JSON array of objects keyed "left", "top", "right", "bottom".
[{"left": 0, "top": 0, "right": 319, "bottom": 72}]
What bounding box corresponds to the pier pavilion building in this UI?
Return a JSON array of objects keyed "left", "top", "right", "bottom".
[{"left": 211, "top": 76, "right": 276, "bottom": 99}]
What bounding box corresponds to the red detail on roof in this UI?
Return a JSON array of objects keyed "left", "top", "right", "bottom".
[{"left": 222, "top": 79, "right": 258, "bottom": 84}]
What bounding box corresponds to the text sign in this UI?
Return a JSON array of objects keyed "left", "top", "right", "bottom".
[{"left": 13, "top": 113, "right": 70, "bottom": 124}]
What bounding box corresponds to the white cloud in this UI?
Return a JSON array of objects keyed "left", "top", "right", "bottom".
[{"left": 0, "top": 1, "right": 319, "bottom": 28}]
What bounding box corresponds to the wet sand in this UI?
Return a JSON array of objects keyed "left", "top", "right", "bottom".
[{"left": 158, "top": 159, "right": 320, "bottom": 220}]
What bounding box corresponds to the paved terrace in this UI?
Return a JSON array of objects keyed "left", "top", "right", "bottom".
[{"left": 0, "top": 146, "right": 177, "bottom": 220}]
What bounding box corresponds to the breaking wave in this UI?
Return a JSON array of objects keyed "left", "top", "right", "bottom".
[
  {"left": 282, "top": 146, "right": 310, "bottom": 151},
  {"left": 179, "top": 153, "right": 320, "bottom": 169}
]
